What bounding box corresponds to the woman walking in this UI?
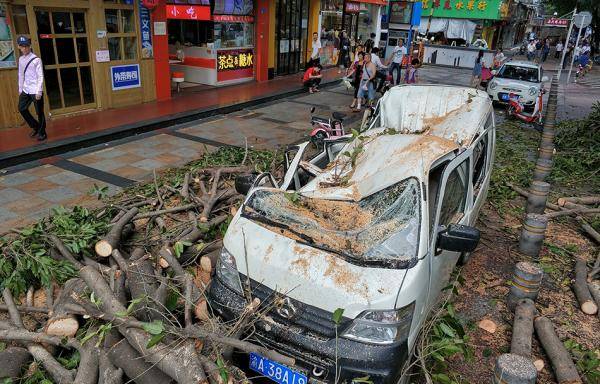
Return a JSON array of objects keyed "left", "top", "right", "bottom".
[
  {"left": 347, "top": 52, "right": 364, "bottom": 109},
  {"left": 470, "top": 50, "right": 484, "bottom": 89}
]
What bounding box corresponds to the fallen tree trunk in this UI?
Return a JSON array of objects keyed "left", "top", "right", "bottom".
[
  {"left": 95, "top": 208, "right": 139, "bottom": 257},
  {"left": 534, "top": 316, "right": 582, "bottom": 384},
  {"left": 45, "top": 278, "right": 85, "bottom": 338},
  {"left": 0, "top": 347, "right": 31, "bottom": 380},
  {"left": 573, "top": 259, "right": 598, "bottom": 315},
  {"left": 558, "top": 196, "right": 600, "bottom": 206},
  {"left": 589, "top": 281, "right": 600, "bottom": 314},
  {"left": 544, "top": 207, "right": 600, "bottom": 219},
  {"left": 99, "top": 351, "right": 124, "bottom": 384},
  {"left": 510, "top": 298, "right": 536, "bottom": 358}
]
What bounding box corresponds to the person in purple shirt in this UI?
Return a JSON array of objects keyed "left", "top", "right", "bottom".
[{"left": 17, "top": 35, "right": 46, "bottom": 141}]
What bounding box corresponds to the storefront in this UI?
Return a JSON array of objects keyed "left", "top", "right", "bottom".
[
  {"left": 385, "top": 0, "right": 421, "bottom": 59},
  {"left": 166, "top": 0, "right": 256, "bottom": 86},
  {"left": 0, "top": 0, "right": 156, "bottom": 130},
  {"left": 274, "top": 0, "right": 309, "bottom": 75}
]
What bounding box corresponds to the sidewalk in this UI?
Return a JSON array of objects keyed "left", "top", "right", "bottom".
[{"left": 0, "top": 69, "right": 340, "bottom": 168}]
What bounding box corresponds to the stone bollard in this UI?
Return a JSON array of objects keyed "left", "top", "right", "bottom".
[
  {"left": 519, "top": 213, "right": 548, "bottom": 258},
  {"left": 526, "top": 181, "right": 550, "bottom": 214},
  {"left": 508, "top": 262, "right": 543, "bottom": 311},
  {"left": 493, "top": 354, "right": 537, "bottom": 384},
  {"left": 533, "top": 157, "right": 553, "bottom": 182},
  {"left": 538, "top": 145, "right": 555, "bottom": 161}
]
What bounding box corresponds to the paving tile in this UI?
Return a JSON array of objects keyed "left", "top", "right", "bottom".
[
  {"left": 107, "top": 153, "right": 146, "bottom": 167},
  {"left": 5, "top": 195, "right": 49, "bottom": 214},
  {"left": 131, "top": 158, "right": 166, "bottom": 171},
  {"left": 70, "top": 153, "right": 104, "bottom": 164},
  {"left": 0, "top": 218, "right": 26, "bottom": 235},
  {"left": 36, "top": 186, "right": 81, "bottom": 203},
  {"left": 25, "top": 164, "right": 62, "bottom": 178},
  {"left": 0, "top": 187, "right": 29, "bottom": 204},
  {"left": 154, "top": 153, "right": 186, "bottom": 166},
  {"left": 15, "top": 179, "right": 60, "bottom": 194},
  {"left": 0, "top": 172, "right": 39, "bottom": 187},
  {"left": 94, "top": 147, "right": 127, "bottom": 159},
  {"left": 86, "top": 158, "right": 124, "bottom": 172},
  {"left": 110, "top": 165, "right": 148, "bottom": 180},
  {"left": 128, "top": 146, "right": 168, "bottom": 158},
  {"left": 0, "top": 206, "right": 18, "bottom": 221},
  {"left": 43, "top": 170, "right": 87, "bottom": 185}
]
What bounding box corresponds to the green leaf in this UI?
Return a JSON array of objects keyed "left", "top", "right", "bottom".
[
  {"left": 438, "top": 323, "right": 457, "bottom": 338},
  {"left": 142, "top": 320, "right": 165, "bottom": 335},
  {"left": 146, "top": 333, "right": 165, "bottom": 349},
  {"left": 431, "top": 373, "right": 454, "bottom": 384},
  {"left": 332, "top": 308, "right": 344, "bottom": 325},
  {"left": 217, "top": 357, "right": 229, "bottom": 383}
]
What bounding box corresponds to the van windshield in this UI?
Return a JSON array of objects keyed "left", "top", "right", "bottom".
[{"left": 242, "top": 178, "right": 421, "bottom": 268}]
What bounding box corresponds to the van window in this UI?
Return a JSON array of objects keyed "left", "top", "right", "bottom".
[
  {"left": 438, "top": 159, "right": 469, "bottom": 227},
  {"left": 243, "top": 178, "right": 422, "bottom": 267},
  {"left": 472, "top": 133, "right": 488, "bottom": 196}
]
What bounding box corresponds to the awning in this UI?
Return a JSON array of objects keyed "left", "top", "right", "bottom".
[
  {"left": 418, "top": 17, "right": 477, "bottom": 42},
  {"left": 351, "top": 0, "right": 388, "bottom": 6}
]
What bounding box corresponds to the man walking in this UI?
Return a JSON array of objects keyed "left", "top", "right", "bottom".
[
  {"left": 310, "top": 32, "right": 322, "bottom": 67},
  {"left": 17, "top": 36, "right": 46, "bottom": 141},
  {"left": 387, "top": 38, "right": 406, "bottom": 85}
]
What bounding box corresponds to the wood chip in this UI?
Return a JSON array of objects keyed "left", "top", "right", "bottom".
[
  {"left": 533, "top": 359, "right": 545, "bottom": 372},
  {"left": 478, "top": 319, "right": 497, "bottom": 334}
]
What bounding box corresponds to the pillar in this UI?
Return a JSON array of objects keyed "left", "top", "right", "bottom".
[
  {"left": 255, "top": 0, "right": 270, "bottom": 82},
  {"left": 152, "top": 0, "right": 171, "bottom": 101}
]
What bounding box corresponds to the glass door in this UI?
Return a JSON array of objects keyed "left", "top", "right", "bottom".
[
  {"left": 35, "top": 9, "right": 95, "bottom": 113},
  {"left": 276, "top": 0, "right": 309, "bottom": 75}
]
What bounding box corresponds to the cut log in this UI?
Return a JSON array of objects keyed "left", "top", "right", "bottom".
[
  {"left": 0, "top": 347, "right": 31, "bottom": 380},
  {"left": 200, "top": 256, "right": 212, "bottom": 273},
  {"left": 126, "top": 249, "right": 160, "bottom": 322},
  {"left": 99, "top": 351, "right": 124, "bottom": 384},
  {"left": 573, "top": 259, "right": 598, "bottom": 315},
  {"left": 534, "top": 316, "right": 582, "bottom": 384},
  {"left": 95, "top": 208, "right": 139, "bottom": 257},
  {"left": 106, "top": 335, "right": 172, "bottom": 384},
  {"left": 558, "top": 196, "right": 600, "bottom": 206},
  {"left": 545, "top": 207, "right": 600, "bottom": 219},
  {"left": 195, "top": 299, "right": 210, "bottom": 321},
  {"left": 45, "top": 278, "right": 85, "bottom": 338},
  {"left": 576, "top": 217, "right": 600, "bottom": 244},
  {"left": 510, "top": 299, "right": 536, "bottom": 358},
  {"left": 589, "top": 281, "right": 600, "bottom": 312}
]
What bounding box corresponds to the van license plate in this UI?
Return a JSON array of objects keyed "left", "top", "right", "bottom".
[
  {"left": 500, "top": 93, "right": 510, "bottom": 101},
  {"left": 249, "top": 352, "right": 308, "bottom": 384}
]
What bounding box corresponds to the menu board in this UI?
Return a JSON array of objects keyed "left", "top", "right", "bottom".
[
  {"left": 213, "top": 0, "right": 253, "bottom": 15},
  {"left": 0, "top": 4, "right": 16, "bottom": 68}
]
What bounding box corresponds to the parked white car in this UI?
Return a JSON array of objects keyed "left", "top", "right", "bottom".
[
  {"left": 487, "top": 61, "right": 549, "bottom": 109},
  {"left": 208, "top": 85, "right": 495, "bottom": 384}
]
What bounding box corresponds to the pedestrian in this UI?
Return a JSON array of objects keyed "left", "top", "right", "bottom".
[
  {"left": 470, "top": 49, "right": 484, "bottom": 89},
  {"left": 493, "top": 48, "right": 505, "bottom": 70},
  {"left": 354, "top": 53, "right": 376, "bottom": 112},
  {"left": 347, "top": 52, "right": 364, "bottom": 109},
  {"left": 534, "top": 39, "right": 542, "bottom": 63},
  {"left": 17, "top": 35, "right": 46, "bottom": 141},
  {"left": 370, "top": 47, "right": 387, "bottom": 93},
  {"left": 364, "top": 33, "right": 376, "bottom": 53},
  {"left": 387, "top": 38, "right": 406, "bottom": 85},
  {"left": 405, "top": 58, "right": 420, "bottom": 84},
  {"left": 555, "top": 40, "right": 563, "bottom": 59},
  {"left": 338, "top": 30, "right": 351, "bottom": 73},
  {"left": 527, "top": 40, "right": 536, "bottom": 61},
  {"left": 309, "top": 31, "right": 321, "bottom": 67},
  {"left": 353, "top": 45, "right": 364, "bottom": 64},
  {"left": 541, "top": 39, "right": 550, "bottom": 62},
  {"left": 302, "top": 64, "right": 323, "bottom": 94}
]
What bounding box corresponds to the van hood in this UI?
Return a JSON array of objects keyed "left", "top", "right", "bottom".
[{"left": 223, "top": 215, "right": 407, "bottom": 318}]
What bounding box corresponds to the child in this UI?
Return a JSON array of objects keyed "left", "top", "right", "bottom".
[
  {"left": 405, "top": 58, "right": 420, "bottom": 84},
  {"left": 303, "top": 64, "right": 323, "bottom": 93}
]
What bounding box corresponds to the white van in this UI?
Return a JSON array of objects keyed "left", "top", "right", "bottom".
[{"left": 208, "top": 85, "right": 495, "bottom": 384}]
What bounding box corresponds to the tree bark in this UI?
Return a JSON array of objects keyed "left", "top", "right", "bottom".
[
  {"left": 510, "top": 299, "right": 536, "bottom": 358},
  {"left": 558, "top": 196, "right": 600, "bottom": 206},
  {"left": 534, "top": 316, "right": 582, "bottom": 384},
  {"left": 99, "top": 351, "right": 124, "bottom": 384},
  {"left": 45, "top": 278, "right": 85, "bottom": 338},
  {"left": 106, "top": 335, "right": 172, "bottom": 384},
  {"left": 0, "top": 347, "right": 31, "bottom": 380},
  {"left": 573, "top": 259, "right": 598, "bottom": 315}
]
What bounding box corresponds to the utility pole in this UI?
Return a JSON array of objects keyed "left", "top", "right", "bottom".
[
  {"left": 567, "top": 13, "right": 587, "bottom": 83},
  {"left": 557, "top": 7, "right": 576, "bottom": 81}
]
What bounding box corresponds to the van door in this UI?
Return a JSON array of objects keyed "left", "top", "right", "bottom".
[{"left": 427, "top": 150, "right": 472, "bottom": 309}]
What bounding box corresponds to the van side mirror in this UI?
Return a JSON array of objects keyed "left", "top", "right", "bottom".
[
  {"left": 437, "top": 224, "right": 480, "bottom": 253},
  {"left": 491, "top": 70, "right": 497, "bottom": 76},
  {"left": 235, "top": 173, "right": 258, "bottom": 195},
  {"left": 541, "top": 76, "right": 549, "bottom": 82}
]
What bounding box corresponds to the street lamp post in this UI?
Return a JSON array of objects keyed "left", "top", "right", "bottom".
[
  {"left": 557, "top": 7, "right": 576, "bottom": 81},
  {"left": 566, "top": 13, "right": 587, "bottom": 84}
]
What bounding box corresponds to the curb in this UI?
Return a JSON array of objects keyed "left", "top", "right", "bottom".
[{"left": 0, "top": 79, "right": 342, "bottom": 169}]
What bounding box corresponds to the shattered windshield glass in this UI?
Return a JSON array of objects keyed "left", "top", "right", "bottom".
[{"left": 243, "top": 178, "right": 421, "bottom": 266}]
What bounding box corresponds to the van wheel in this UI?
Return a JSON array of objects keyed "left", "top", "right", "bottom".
[{"left": 458, "top": 251, "right": 472, "bottom": 265}]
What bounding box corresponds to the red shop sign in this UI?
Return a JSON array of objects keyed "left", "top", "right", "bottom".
[
  {"left": 39, "top": 34, "right": 53, "bottom": 39},
  {"left": 544, "top": 17, "right": 569, "bottom": 27},
  {"left": 213, "top": 15, "right": 254, "bottom": 23},
  {"left": 141, "top": 0, "right": 158, "bottom": 10},
  {"left": 345, "top": 2, "right": 360, "bottom": 13},
  {"left": 166, "top": 5, "right": 211, "bottom": 20}
]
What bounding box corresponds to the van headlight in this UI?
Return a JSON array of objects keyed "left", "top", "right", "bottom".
[
  {"left": 529, "top": 87, "right": 538, "bottom": 95},
  {"left": 489, "top": 80, "right": 497, "bottom": 90},
  {"left": 341, "top": 302, "right": 415, "bottom": 345},
  {"left": 216, "top": 248, "right": 243, "bottom": 294}
]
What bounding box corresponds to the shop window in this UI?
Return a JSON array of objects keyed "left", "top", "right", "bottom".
[
  {"left": 56, "top": 38, "right": 76, "bottom": 63},
  {"left": 105, "top": 5, "right": 137, "bottom": 61},
  {"left": 214, "top": 22, "right": 253, "bottom": 48},
  {"left": 389, "top": 1, "right": 412, "bottom": 25},
  {"left": 53, "top": 12, "right": 72, "bottom": 34},
  {"left": 11, "top": 5, "right": 29, "bottom": 35},
  {"left": 167, "top": 19, "right": 213, "bottom": 47}
]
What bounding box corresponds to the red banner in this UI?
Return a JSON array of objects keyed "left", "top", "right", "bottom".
[
  {"left": 212, "top": 15, "right": 254, "bottom": 22},
  {"left": 544, "top": 17, "right": 568, "bottom": 27},
  {"left": 166, "top": 5, "right": 211, "bottom": 20}
]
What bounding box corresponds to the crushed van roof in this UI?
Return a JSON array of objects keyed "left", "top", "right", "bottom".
[{"left": 299, "top": 85, "right": 492, "bottom": 200}]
